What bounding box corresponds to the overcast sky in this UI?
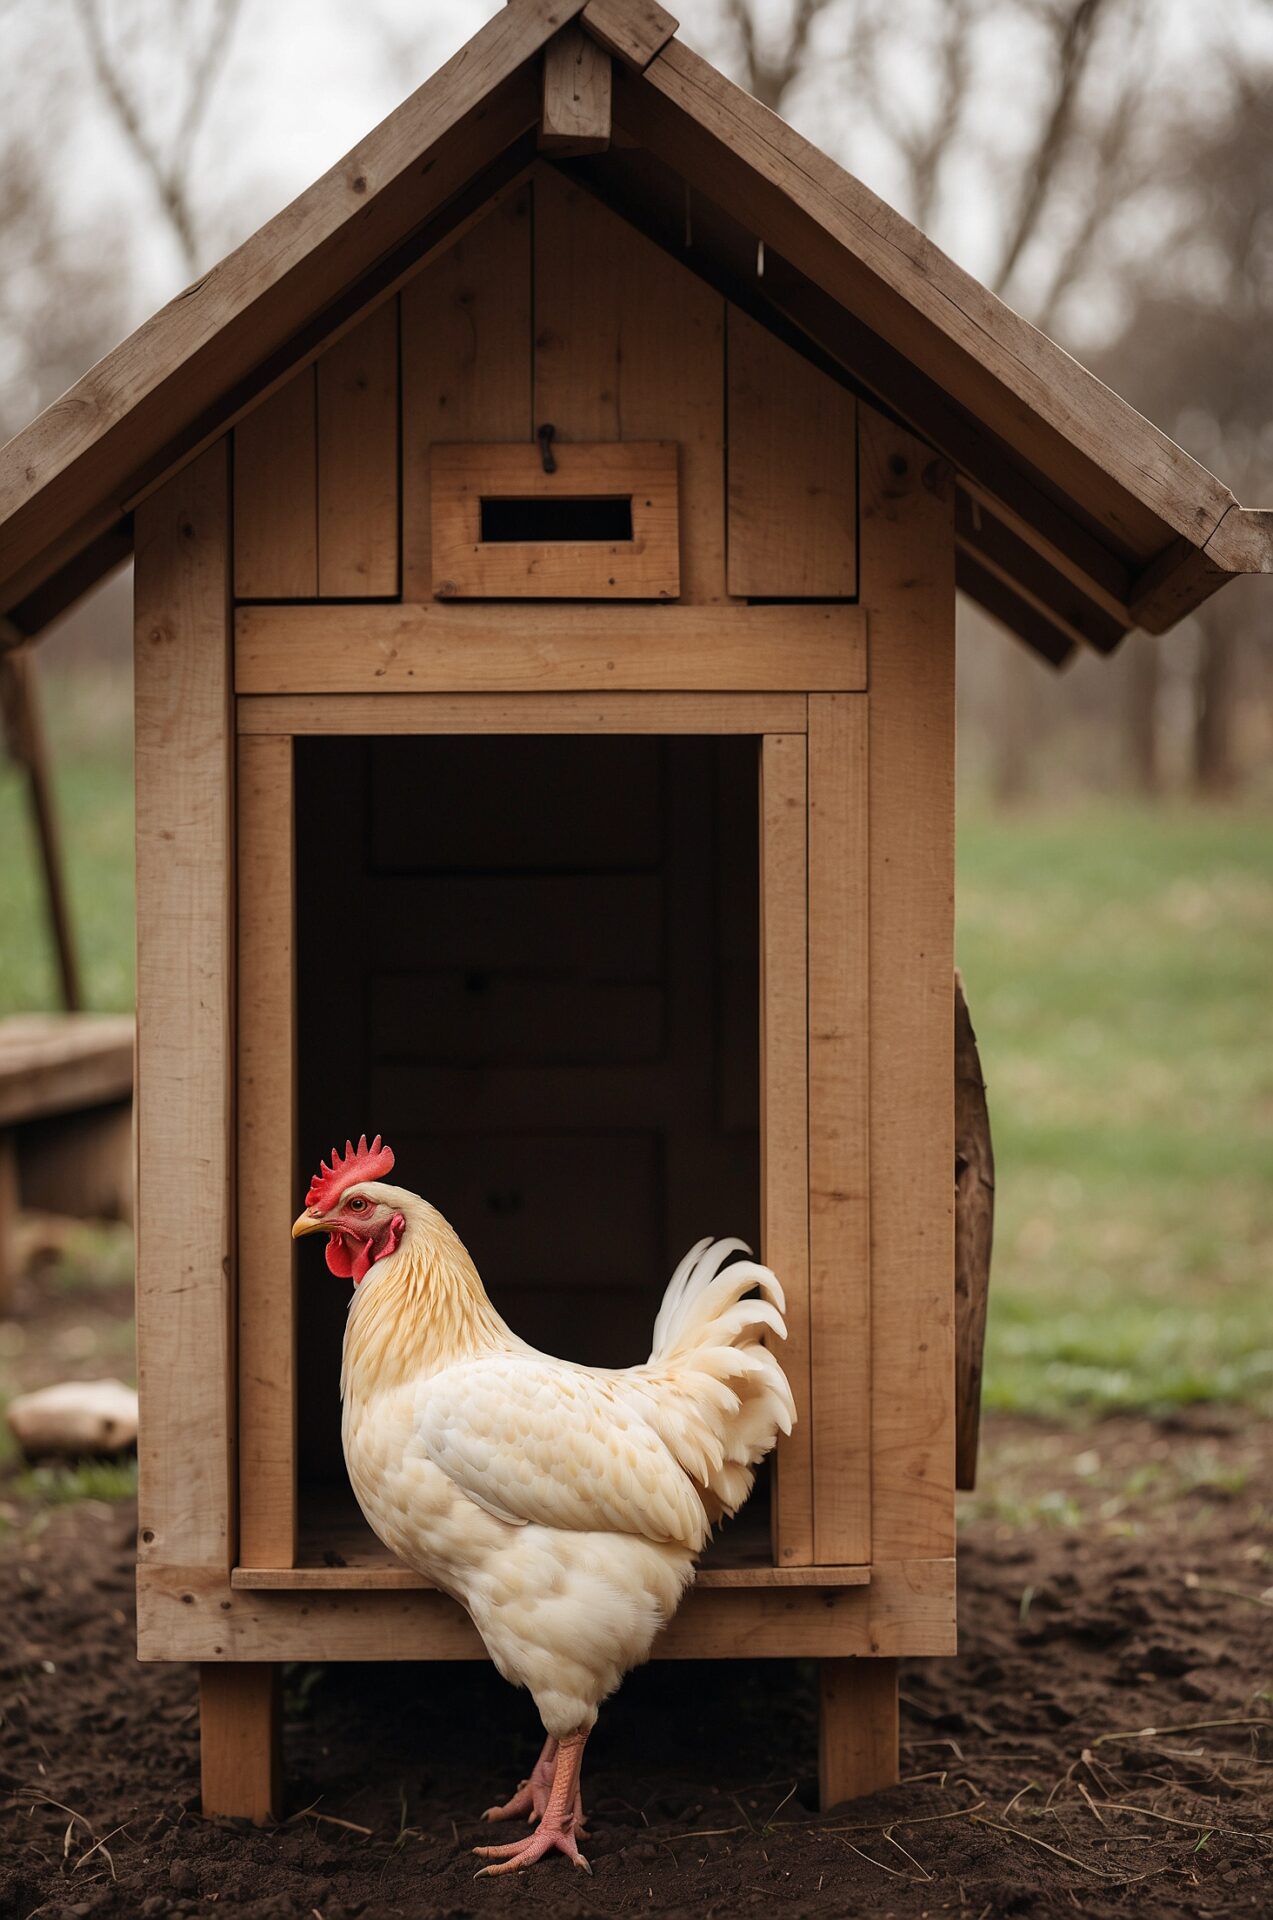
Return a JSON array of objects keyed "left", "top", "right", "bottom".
[{"left": 4, "top": 0, "right": 1273, "bottom": 372}]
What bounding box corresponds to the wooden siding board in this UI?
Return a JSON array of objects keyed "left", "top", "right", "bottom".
[
  {"left": 237, "top": 735, "right": 298, "bottom": 1568},
  {"left": 133, "top": 440, "right": 235, "bottom": 1574},
  {"left": 533, "top": 164, "right": 727, "bottom": 602},
  {"left": 760, "top": 732, "right": 813, "bottom": 1565},
  {"left": 859, "top": 404, "right": 956, "bottom": 1562},
  {"left": 808, "top": 694, "right": 871, "bottom": 1566},
  {"left": 401, "top": 190, "right": 533, "bottom": 602},
  {"left": 233, "top": 369, "right": 317, "bottom": 599},
  {"left": 727, "top": 305, "right": 857, "bottom": 598},
  {"left": 316, "top": 302, "right": 399, "bottom": 596}
]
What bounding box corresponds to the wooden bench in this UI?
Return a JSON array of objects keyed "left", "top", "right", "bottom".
[{"left": 0, "top": 1013, "right": 134, "bottom": 1310}]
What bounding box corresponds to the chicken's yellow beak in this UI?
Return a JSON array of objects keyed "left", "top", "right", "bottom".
[{"left": 292, "top": 1209, "right": 329, "bottom": 1240}]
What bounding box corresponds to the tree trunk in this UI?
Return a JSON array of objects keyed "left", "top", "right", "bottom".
[
  {"left": 1125, "top": 633, "right": 1160, "bottom": 795},
  {"left": 1194, "top": 621, "right": 1238, "bottom": 795}
]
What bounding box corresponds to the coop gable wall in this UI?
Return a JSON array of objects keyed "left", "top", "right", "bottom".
[{"left": 229, "top": 166, "right": 859, "bottom": 613}]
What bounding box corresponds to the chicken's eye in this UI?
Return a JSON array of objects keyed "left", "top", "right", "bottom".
[{"left": 348, "top": 1196, "right": 367, "bottom": 1212}]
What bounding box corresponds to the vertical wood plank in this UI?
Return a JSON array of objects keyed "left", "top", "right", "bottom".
[
  {"left": 727, "top": 306, "right": 857, "bottom": 598},
  {"left": 760, "top": 731, "right": 813, "bottom": 1566},
  {"left": 200, "top": 1663, "right": 281, "bottom": 1823},
  {"left": 401, "top": 190, "right": 532, "bottom": 601},
  {"left": 819, "top": 1658, "right": 898, "bottom": 1807},
  {"left": 808, "top": 692, "right": 871, "bottom": 1566},
  {"left": 317, "top": 301, "right": 399, "bottom": 597},
  {"left": 237, "top": 735, "right": 297, "bottom": 1568},
  {"left": 134, "top": 439, "right": 235, "bottom": 1573},
  {"left": 860, "top": 404, "right": 956, "bottom": 1561},
  {"left": 534, "top": 165, "right": 727, "bottom": 602},
  {"left": 233, "top": 368, "right": 317, "bottom": 599}
]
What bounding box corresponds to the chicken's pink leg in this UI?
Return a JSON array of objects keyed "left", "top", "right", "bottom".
[
  {"left": 481, "top": 1734, "right": 557, "bottom": 1824},
  {"left": 473, "top": 1729, "right": 591, "bottom": 1875}
]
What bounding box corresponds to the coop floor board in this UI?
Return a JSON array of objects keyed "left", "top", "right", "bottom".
[{"left": 230, "top": 1492, "right": 871, "bottom": 1591}]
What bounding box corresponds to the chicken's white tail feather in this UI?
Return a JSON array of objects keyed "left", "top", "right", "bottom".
[{"left": 644, "top": 1238, "right": 795, "bottom": 1533}]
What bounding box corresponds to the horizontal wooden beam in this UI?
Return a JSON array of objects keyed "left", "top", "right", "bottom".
[
  {"left": 231, "top": 1559, "right": 870, "bottom": 1592},
  {"left": 138, "top": 1558, "right": 956, "bottom": 1662},
  {"left": 237, "top": 690, "right": 809, "bottom": 734},
  {"left": 235, "top": 602, "right": 867, "bottom": 694},
  {"left": 540, "top": 23, "right": 611, "bottom": 154}
]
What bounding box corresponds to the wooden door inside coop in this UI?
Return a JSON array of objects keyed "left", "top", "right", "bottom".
[{"left": 287, "top": 731, "right": 782, "bottom": 1563}]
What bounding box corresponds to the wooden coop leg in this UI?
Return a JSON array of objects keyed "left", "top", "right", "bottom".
[
  {"left": 200, "top": 1663, "right": 282, "bottom": 1824},
  {"left": 818, "top": 1658, "right": 899, "bottom": 1808}
]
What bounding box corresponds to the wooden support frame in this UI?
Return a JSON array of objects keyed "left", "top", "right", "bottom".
[
  {"left": 134, "top": 441, "right": 236, "bottom": 1578},
  {"left": 429, "top": 441, "right": 680, "bottom": 599},
  {"left": 234, "top": 604, "right": 867, "bottom": 695},
  {"left": 819, "top": 1658, "right": 899, "bottom": 1808},
  {"left": 761, "top": 734, "right": 813, "bottom": 1566},
  {"left": 808, "top": 693, "right": 871, "bottom": 1567},
  {"left": 237, "top": 735, "right": 298, "bottom": 1568},
  {"left": 540, "top": 23, "right": 612, "bottom": 154},
  {"left": 200, "top": 1663, "right": 281, "bottom": 1824}
]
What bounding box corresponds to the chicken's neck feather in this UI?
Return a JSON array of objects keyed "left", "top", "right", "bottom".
[{"left": 340, "top": 1189, "right": 511, "bottom": 1397}]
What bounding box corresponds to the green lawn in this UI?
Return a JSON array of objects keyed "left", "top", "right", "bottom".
[
  {"left": 958, "top": 805, "right": 1273, "bottom": 1417},
  {"left": 1, "top": 677, "right": 1269, "bottom": 1422}
]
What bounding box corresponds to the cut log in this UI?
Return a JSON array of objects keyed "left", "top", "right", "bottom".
[{"left": 954, "top": 970, "right": 995, "bottom": 1490}]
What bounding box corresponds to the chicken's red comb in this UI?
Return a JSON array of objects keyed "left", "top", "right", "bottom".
[{"left": 306, "top": 1134, "right": 395, "bottom": 1210}]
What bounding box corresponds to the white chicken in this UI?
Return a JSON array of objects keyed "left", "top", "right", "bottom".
[{"left": 292, "top": 1134, "right": 794, "bottom": 1876}]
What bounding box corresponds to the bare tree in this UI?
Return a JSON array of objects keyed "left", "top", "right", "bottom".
[{"left": 70, "top": 0, "right": 245, "bottom": 278}]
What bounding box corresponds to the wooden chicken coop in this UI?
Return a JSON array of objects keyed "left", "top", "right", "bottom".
[{"left": 1, "top": 0, "right": 1268, "bottom": 1829}]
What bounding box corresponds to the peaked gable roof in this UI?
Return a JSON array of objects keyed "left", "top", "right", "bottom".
[{"left": 0, "top": 0, "right": 1268, "bottom": 659}]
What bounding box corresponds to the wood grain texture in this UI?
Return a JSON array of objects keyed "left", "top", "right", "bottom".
[
  {"left": 534, "top": 164, "right": 726, "bottom": 602},
  {"left": 859, "top": 405, "right": 956, "bottom": 1563},
  {"left": 808, "top": 693, "right": 871, "bottom": 1567},
  {"left": 430, "top": 440, "right": 679, "bottom": 598},
  {"left": 727, "top": 305, "right": 857, "bottom": 597},
  {"left": 232, "top": 369, "right": 317, "bottom": 599},
  {"left": 819, "top": 1658, "right": 899, "bottom": 1807},
  {"left": 316, "top": 302, "right": 399, "bottom": 596},
  {"left": 540, "top": 23, "right": 611, "bottom": 152},
  {"left": 199, "top": 1664, "right": 280, "bottom": 1824},
  {"left": 235, "top": 602, "right": 864, "bottom": 694},
  {"left": 238, "top": 692, "right": 808, "bottom": 734},
  {"left": 401, "top": 186, "right": 533, "bottom": 600},
  {"left": 133, "top": 440, "right": 235, "bottom": 1573},
  {"left": 139, "top": 1558, "right": 957, "bottom": 1662},
  {"left": 760, "top": 733, "right": 813, "bottom": 1566},
  {"left": 237, "top": 736, "right": 297, "bottom": 1568},
  {"left": 634, "top": 39, "right": 1235, "bottom": 559},
  {"left": 581, "top": 0, "right": 677, "bottom": 70},
  {"left": 0, "top": 0, "right": 568, "bottom": 591}
]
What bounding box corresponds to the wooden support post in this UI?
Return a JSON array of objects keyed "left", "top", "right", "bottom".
[
  {"left": 539, "top": 23, "right": 611, "bottom": 153},
  {"left": 199, "top": 1664, "right": 282, "bottom": 1824},
  {"left": 819, "top": 1658, "right": 899, "bottom": 1808}
]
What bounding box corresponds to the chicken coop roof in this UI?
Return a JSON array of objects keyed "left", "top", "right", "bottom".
[{"left": 0, "top": 0, "right": 1269, "bottom": 661}]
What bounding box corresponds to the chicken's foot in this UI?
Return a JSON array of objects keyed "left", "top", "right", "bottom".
[
  {"left": 482, "top": 1734, "right": 557, "bottom": 1825},
  {"left": 474, "top": 1729, "right": 591, "bottom": 1876}
]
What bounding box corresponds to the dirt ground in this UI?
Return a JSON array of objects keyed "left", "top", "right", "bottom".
[{"left": 1, "top": 1408, "right": 1269, "bottom": 1920}]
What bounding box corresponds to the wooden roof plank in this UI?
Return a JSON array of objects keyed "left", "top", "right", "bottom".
[
  {"left": 581, "top": 0, "right": 677, "bottom": 72},
  {"left": 0, "top": 0, "right": 582, "bottom": 595},
  {"left": 628, "top": 42, "right": 1237, "bottom": 562},
  {"left": 954, "top": 491, "right": 1127, "bottom": 654},
  {"left": 956, "top": 550, "right": 1078, "bottom": 669}
]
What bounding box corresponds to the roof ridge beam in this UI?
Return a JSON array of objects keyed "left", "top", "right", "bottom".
[{"left": 581, "top": 0, "right": 677, "bottom": 72}]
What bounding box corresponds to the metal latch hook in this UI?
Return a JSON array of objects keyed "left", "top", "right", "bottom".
[{"left": 536, "top": 423, "right": 557, "bottom": 474}]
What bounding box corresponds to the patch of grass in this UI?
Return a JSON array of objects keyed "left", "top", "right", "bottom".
[
  {"left": 958, "top": 804, "right": 1273, "bottom": 1418},
  {"left": 14, "top": 1456, "right": 137, "bottom": 1505},
  {"left": 0, "top": 666, "right": 134, "bottom": 1015}
]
